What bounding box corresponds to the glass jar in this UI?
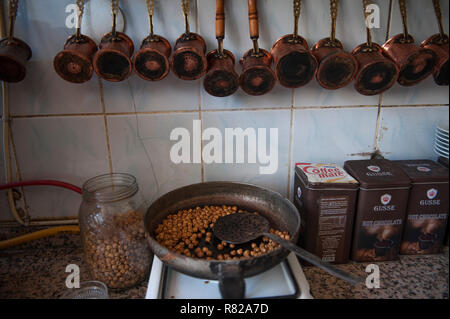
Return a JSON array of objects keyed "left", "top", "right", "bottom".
[{"left": 78, "top": 173, "right": 152, "bottom": 289}]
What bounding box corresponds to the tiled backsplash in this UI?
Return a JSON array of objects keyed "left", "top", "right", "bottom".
[{"left": 1, "top": 0, "right": 448, "bottom": 221}]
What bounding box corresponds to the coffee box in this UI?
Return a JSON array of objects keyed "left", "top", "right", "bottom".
[
  {"left": 438, "top": 157, "right": 450, "bottom": 247},
  {"left": 294, "top": 163, "right": 359, "bottom": 264},
  {"left": 395, "top": 160, "right": 449, "bottom": 255},
  {"left": 344, "top": 159, "right": 411, "bottom": 262}
]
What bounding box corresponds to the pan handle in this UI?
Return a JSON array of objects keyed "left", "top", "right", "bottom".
[
  {"left": 217, "top": 263, "right": 246, "bottom": 299},
  {"left": 263, "top": 232, "right": 363, "bottom": 285},
  {"left": 216, "top": 0, "right": 225, "bottom": 40},
  {"left": 248, "top": 0, "right": 260, "bottom": 54},
  {"left": 216, "top": 0, "right": 225, "bottom": 55},
  {"left": 248, "top": 0, "right": 259, "bottom": 40}
]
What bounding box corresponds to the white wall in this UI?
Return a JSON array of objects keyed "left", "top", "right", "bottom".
[{"left": 1, "top": 0, "right": 448, "bottom": 221}]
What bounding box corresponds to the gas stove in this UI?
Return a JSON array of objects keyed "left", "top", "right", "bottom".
[{"left": 145, "top": 253, "right": 313, "bottom": 299}]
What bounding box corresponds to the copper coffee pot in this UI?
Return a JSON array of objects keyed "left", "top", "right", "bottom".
[
  {"left": 133, "top": 0, "right": 171, "bottom": 81},
  {"left": 311, "top": 0, "right": 358, "bottom": 90},
  {"left": 420, "top": 0, "right": 448, "bottom": 86},
  {"left": 93, "top": 0, "right": 134, "bottom": 82},
  {"left": 54, "top": 0, "right": 98, "bottom": 84},
  {"left": 203, "top": 0, "right": 239, "bottom": 97},
  {"left": 0, "top": 0, "right": 32, "bottom": 83},
  {"left": 171, "top": 0, "right": 207, "bottom": 81},
  {"left": 271, "top": 0, "right": 317, "bottom": 89},
  {"left": 239, "top": 0, "right": 276, "bottom": 96},
  {"left": 382, "top": 0, "right": 436, "bottom": 86},
  {"left": 353, "top": 0, "right": 399, "bottom": 96}
]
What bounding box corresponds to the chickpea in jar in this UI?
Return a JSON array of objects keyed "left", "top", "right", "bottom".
[{"left": 79, "top": 173, "right": 151, "bottom": 289}]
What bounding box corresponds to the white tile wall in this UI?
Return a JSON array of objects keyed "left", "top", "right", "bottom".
[
  {"left": 9, "top": 116, "right": 111, "bottom": 218},
  {"left": 292, "top": 107, "right": 379, "bottom": 165},
  {"left": 0, "top": 0, "right": 448, "bottom": 221},
  {"left": 202, "top": 109, "right": 291, "bottom": 196},
  {"left": 382, "top": 76, "right": 450, "bottom": 106},
  {"left": 288, "top": 106, "right": 380, "bottom": 199},
  {"left": 376, "top": 106, "right": 449, "bottom": 160},
  {"left": 107, "top": 113, "right": 202, "bottom": 206},
  {"left": 101, "top": 75, "right": 201, "bottom": 114}
]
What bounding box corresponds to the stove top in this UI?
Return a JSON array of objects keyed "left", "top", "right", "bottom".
[{"left": 145, "top": 253, "right": 313, "bottom": 299}]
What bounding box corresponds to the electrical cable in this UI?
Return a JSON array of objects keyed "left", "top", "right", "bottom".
[
  {"left": 0, "top": 226, "right": 80, "bottom": 249},
  {"left": 0, "top": 3, "right": 81, "bottom": 249},
  {"left": 0, "top": 180, "right": 82, "bottom": 194},
  {"left": 0, "top": 180, "right": 82, "bottom": 249},
  {"left": 1, "top": 1, "right": 27, "bottom": 225}
]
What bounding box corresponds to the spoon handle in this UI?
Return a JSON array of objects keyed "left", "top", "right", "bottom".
[{"left": 263, "top": 232, "right": 362, "bottom": 285}]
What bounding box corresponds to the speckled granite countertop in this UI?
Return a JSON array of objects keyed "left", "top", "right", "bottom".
[{"left": 0, "top": 226, "right": 448, "bottom": 299}]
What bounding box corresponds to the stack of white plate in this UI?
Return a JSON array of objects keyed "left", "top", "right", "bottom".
[{"left": 435, "top": 121, "right": 449, "bottom": 159}]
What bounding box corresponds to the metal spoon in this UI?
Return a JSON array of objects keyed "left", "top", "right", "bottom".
[{"left": 213, "top": 212, "right": 362, "bottom": 285}]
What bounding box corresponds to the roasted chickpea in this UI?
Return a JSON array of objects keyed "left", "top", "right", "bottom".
[{"left": 155, "top": 205, "right": 288, "bottom": 262}]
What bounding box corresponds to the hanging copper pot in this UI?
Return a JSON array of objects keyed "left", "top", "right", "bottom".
[
  {"left": 312, "top": 38, "right": 357, "bottom": 90},
  {"left": 239, "top": 0, "right": 276, "bottom": 96},
  {"left": 93, "top": 1, "right": 134, "bottom": 82},
  {"left": 0, "top": 0, "right": 32, "bottom": 83},
  {"left": 311, "top": 0, "right": 357, "bottom": 90},
  {"left": 271, "top": 35, "right": 317, "bottom": 89},
  {"left": 421, "top": 34, "right": 449, "bottom": 86},
  {"left": 93, "top": 31, "right": 134, "bottom": 82},
  {"left": 133, "top": 1, "right": 171, "bottom": 81},
  {"left": 382, "top": 34, "right": 436, "bottom": 86},
  {"left": 171, "top": 0, "right": 207, "bottom": 81},
  {"left": 171, "top": 33, "right": 207, "bottom": 81},
  {"left": 420, "top": 0, "right": 449, "bottom": 86},
  {"left": 54, "top": 0, "right": 97, "bottom": 84},
  {"left": 240, "top": 49, "right": 275, "bottom": 96},
  {"left": 270, "top": 0, "right": 317, "bottom": 88},
  {"left": 205, "top": 50, "right": 239, "bottom": 97},
  {"left": 353, "top": 43, "right": 399, "bottom": 96},
  {"left": 382, "top": 0, "right": 436, "bottom": 87},
  {"left": 353, "top": 0, "right": 399, "bottom": 96},
  {"left": 204, "top": 0, "right": 239, "bottom": 97},
  {"left": 134, "top": 35, "right": 171, "bottom": 82},
  {"left": 0, "top": 37, "right": 31, "bottom": 83},
  {"left": 54, "top": 34, "right": 97, "bottom": 84}
]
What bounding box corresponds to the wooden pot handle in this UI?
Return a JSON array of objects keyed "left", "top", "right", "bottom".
[
  {"left": 216, "top": 0, "right": 225, "bottom": 39},
  {"left": 248, "top": 0, "right": 259, "bottom": 40}
]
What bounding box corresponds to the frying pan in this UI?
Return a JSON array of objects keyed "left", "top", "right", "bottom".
[{"left": 144, "top": 182, "right": 300, "bottom": 299}]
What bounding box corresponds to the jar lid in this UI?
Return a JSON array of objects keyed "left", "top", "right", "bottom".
[{"left": 82, "top": 173, "right": 138, "bottom": 203}]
